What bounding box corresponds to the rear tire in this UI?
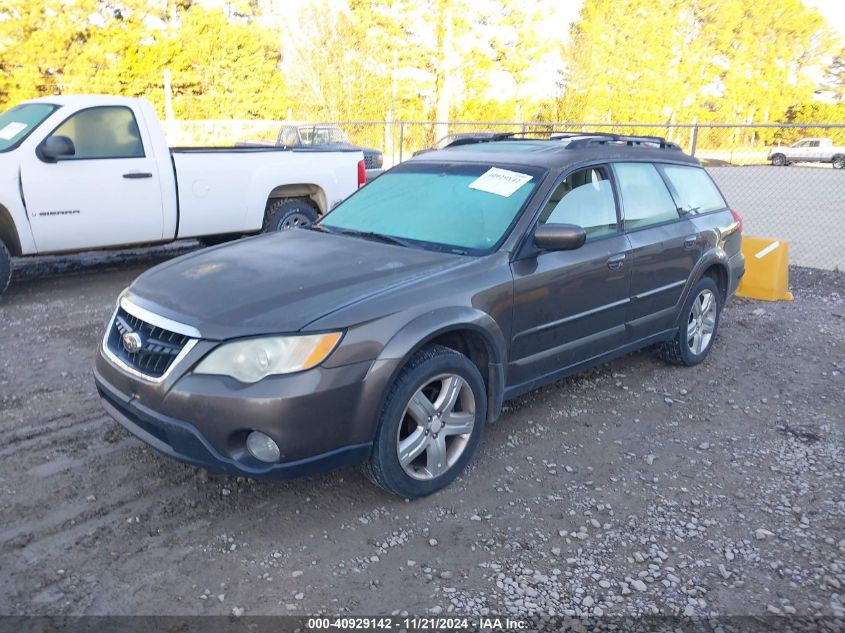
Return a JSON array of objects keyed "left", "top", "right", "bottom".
[
  {"left": 363, "top": 344, "right": 487, "bottom": 499},
  {"left": 771, "top": 153, "right": 786, "bottom": 166},
  {"left": 832, "top": 155, "right": 845, "bottom": 170},
  {"left": 0, "top": 240, "right": 11, "bottom": 299},
  {"left": 263, "top": 198, "right": 319, "bottom": 232},
  {"left": 657, "top": 277, "right": 721, "bottom": 367}
]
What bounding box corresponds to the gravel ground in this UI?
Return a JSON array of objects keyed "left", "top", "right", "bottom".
[{"left": 0, "top": 245, "right": 843, "bottom": 622}]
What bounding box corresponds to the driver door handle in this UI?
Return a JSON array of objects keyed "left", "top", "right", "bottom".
[
  {"left": 123, "top": 172, "right": 153, "bottom": 179},
  {"left": 684, "top": 235, "right": 698, "bottom": 249},
  {"left": 607, "top": 253, "right": 626, "bottom": 270}
]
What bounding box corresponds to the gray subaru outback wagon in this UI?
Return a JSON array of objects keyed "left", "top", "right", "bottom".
[{"left": 95, "top": 133, "right": 745, "bottom": 498}]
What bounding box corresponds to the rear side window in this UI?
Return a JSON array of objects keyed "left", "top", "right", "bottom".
[
  {"left": 613, "top": 162, "right": 679, "bottom": 230},
  {"left": 50, "top": 106, "right": 144, "bottom": 159},
  {"left": 661, "top": 165, "right": 727, "bottom": 215},
  {"left": 539, "top": 166, "right": 618, "bottom": 239}
]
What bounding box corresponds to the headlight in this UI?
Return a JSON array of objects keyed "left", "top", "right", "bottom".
[{"left": 194, "top": 332, "right": 342, "bottom": 383}]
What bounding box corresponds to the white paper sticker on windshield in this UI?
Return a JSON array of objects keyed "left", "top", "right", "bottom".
[
  {"left": 0, "top": 122, "right": 28, "bottom": 140},
  {"left": 468, "top": 167, "right": 532, "bottom": 197}
]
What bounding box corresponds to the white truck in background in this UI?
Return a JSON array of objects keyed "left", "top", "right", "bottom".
[
  {"left": 768, "top": 137, "right": 845, "bottom": 168},
  {"left": 0, "top": 95, "right": 365, "bottom": 298}
]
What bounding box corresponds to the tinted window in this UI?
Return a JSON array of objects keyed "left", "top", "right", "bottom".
[
  {"left": 322, "top": 162, "right": 544, "bottom": 253},
  {"left": 0, "top": 103, "right": 59, "bottom": 152},
  {"left": 539, "top": 166, "right": 617, "bottom": 239},
  {"left": 51, "top": 107, "right": 144, "bottom": 159},
  {"left": 661, "top": 165, "right": 727, "bottom": 214},
  {"left": 279, "top": 127, "right": 299, "bottom": 146},
  {"left": 614, "top": 162, "right": 679, "bottom": 230},
  {"left": 808, "top": 140, "right": 820, "bottom": 148}
]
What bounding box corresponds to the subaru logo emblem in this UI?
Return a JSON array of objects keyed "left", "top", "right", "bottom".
[{"left": 122, "top": 332, "right": 143, "bottom": 354}]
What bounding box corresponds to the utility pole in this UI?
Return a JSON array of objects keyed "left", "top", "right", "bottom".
[{"left": 163, "top": 69, "right": 175, "bottom": 141}]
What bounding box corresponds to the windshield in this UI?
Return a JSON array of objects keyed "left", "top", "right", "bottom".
[
  {"left": 0, "top": 103, "right": 59, "bottom": 152},
  {"left": 320, "top": 161, "right": 545, "bottom": 253},
  {"left": 298, "top": 126, "right": 349, "bottom": 145}
]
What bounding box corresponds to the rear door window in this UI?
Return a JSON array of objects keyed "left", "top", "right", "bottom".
[
  {"left": 660, "top": 165, "right": 727, "bottom": 215},
  {"left": 613, "top": 162, "right": 679, "bottom": 230},
  {"left": 538, "top": 165, "right": 618, "bottom": 239}
]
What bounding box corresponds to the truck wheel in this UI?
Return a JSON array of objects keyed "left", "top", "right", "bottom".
[
  {"left": 833, "top": 155, "right": 845, "bottom": 170},
  {"left": 363, "top": 344, "right": 487, "bottom": 499},
  {"left": 263, "top": 198, "right": 319, "bottom": 232},
  {"left": 0, "top": 240, "right": 11, "bottom": 299},
  {"left": 771, "top": 153, "right": 786, "bottom": 166}
]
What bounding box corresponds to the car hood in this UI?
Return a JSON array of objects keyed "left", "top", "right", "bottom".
[{"left": 126, "top": 229, "right": 469, "bottom": 340}]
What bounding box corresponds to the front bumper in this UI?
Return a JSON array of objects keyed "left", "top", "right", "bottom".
[
  {"left": 96, "top": 376, "right": 371, "bottom": 478},
  {"left": 94, "top": 342, "right": 398, "bottom": 479}
]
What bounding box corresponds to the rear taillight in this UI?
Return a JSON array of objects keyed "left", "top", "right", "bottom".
[
  {"left": 357, "top": 159, "right": 366, "bottom": 188},
  {"left": 730, "top": 208, "right": 743, "bottom": 233}
]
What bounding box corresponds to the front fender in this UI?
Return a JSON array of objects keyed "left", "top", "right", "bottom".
[{"left": 373, "top": 306, "right": 508, "bottom": 423}]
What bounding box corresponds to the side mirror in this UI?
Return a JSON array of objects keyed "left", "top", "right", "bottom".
[
  {"left": 534, "top": 223, "right": 586, "bottom": 251},
  {"left": 38, "top": 136, "right": 75, "bottom": 162}
]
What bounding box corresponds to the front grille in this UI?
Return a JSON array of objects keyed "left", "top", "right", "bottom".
[{"left": 106, "top": 307, "right": 191, "bottom": 379}]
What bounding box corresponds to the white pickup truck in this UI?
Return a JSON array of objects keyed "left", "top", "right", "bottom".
[
  {"left": 0, "top": 95, "right": 365, "bottom": 297},
  {"left": 768, "top": 137, "right": 845, "bottom": 169}
]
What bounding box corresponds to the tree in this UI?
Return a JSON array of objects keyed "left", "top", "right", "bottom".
[
  {"left": 819, "top": 48, "right": 845, "bottom": 102},
  {"left": 554, "top": 0, "right": 835, "bottom": 125}
]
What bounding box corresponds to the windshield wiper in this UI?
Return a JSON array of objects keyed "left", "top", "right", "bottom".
[{"left": 334, "top": 229, "right": 413, "bottom": 248}]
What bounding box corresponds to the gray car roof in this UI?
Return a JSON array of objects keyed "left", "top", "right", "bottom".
[{"left": 409, "top": 140, "right": 701, "bottom": 170}]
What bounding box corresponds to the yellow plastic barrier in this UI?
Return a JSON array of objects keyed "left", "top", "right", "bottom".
[{"left": 736, "top": 236, "right": 793, "bottom": 302}]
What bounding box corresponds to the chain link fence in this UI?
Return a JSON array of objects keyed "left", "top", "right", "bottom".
[{"left": 167, "top": 120, "right": 845, "bottom": 271}]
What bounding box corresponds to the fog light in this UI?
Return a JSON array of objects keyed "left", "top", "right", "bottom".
[{"left": 246, "top": 431, "right": 280, "bottom": 463}]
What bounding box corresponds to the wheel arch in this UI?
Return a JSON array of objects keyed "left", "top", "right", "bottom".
[
  {"left": 702, "top": 262, "right": 728, "bottom": 303},
  {"left": 673, "top": 251, "right": 730, "bottom": 329},
  {"left": 377, "top": 309, "right": 508, "bottom": 424},
  {"left": 266, "top": 184, "right": 327, "bottom": 216},
  {"left": 0, "top": 204, "right": 22, "bottom": 256}
]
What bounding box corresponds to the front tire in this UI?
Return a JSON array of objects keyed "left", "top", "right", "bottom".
[
  {"left": 771, "top": 153, "right": 786, "bottom": 166},
  {"left": 0, "top": 240, "right": 11, "bottom": 299},
  {"left": 657, "top": 277, "right": 721, "bottom": 367},
  {"left": 263, "top": 198, "right": 319, "bottom": 232},
  {"left": 364, "top": 345, "right": 487, "bottom": 498}
]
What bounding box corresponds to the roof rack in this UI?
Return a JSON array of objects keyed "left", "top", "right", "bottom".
[
  {"left": 441, "top": 130, "right": 683, "bottom": 151},
  {"left": 555, "top": 132, "right": 682, "bottom": 150}
]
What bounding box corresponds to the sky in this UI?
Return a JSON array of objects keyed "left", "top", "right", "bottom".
[{"left": 805, "top": 0, "right": 845, "bottom": 38}]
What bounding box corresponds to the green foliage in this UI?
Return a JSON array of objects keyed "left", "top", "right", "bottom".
[
  {"left": 0, "top": 0, "right": 289, "bottom": 118},
  {"left": 555, "top": 0, "right": 837, "bottom": 125},
  {"left": 819, "top": 48, "right": 845, "bottom": 102},
  {"left": 782, "top": 102, "right": 845, "bottom": 143},
  {"left": 0, "top": 0, "right": 842, "bottom": 127}
]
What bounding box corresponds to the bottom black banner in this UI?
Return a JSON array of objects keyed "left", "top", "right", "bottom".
[{"left": 0, "top": 615, "right": 843, "bottom": 633}]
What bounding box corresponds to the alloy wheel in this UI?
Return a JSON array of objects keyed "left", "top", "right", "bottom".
[
  {"left": 396, "top": 373, "right": 476, "bottom": 481},
  {"left": 687, "top": 289, "right": 717, "bottom": 355}
]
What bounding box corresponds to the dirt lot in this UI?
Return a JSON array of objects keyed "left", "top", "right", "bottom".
[{"left": 1, "top": 245, "right": 843, "bottom": 620}]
